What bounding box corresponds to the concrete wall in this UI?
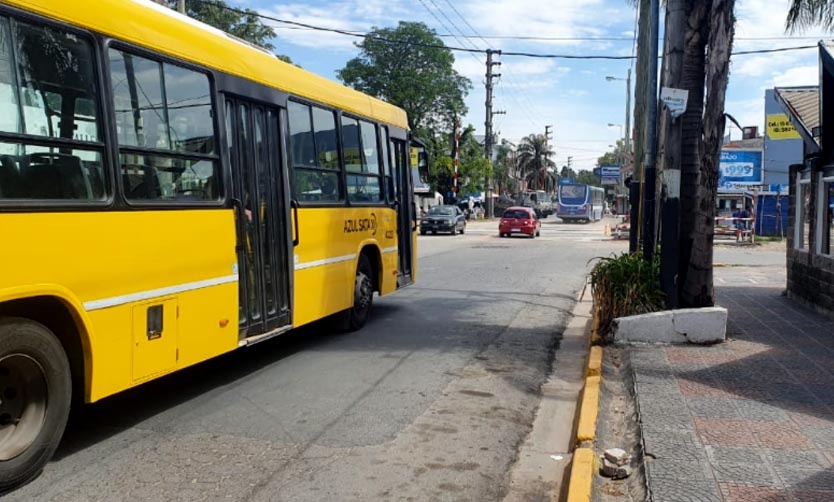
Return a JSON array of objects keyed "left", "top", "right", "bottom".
[{"left": 764, "top": 89, "right": 803, "bottom": 189}]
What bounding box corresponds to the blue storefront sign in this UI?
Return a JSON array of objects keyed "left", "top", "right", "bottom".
[
  {"left": 719, "top": 149, "right": 762, "bottom": 190},
  {"left": 599, "top": 165, "right": 620, "bottom": 186}
]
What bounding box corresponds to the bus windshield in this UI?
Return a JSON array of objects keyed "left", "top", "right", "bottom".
[{"left": 559, "top": 184, "right": 588, "bottom": 205}]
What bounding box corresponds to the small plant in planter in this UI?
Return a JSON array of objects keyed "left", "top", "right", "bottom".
[{"left": 588, "top": 251, "right": 664, "bottom": 344}]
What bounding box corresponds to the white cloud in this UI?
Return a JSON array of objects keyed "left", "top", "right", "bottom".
[{"left": 772, "top": 64, "right": 818, "bottom": 87}]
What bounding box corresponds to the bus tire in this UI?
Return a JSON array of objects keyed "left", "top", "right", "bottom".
[
  {"left": 0, "top": 318, "right": 71, "bottom": 492},
  {"left": 335, "top": 254, "right": 374, "bottom": 332}
]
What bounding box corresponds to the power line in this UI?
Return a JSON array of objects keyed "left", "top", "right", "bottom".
[{"left": 192, "top": 0, "right": 821, "bottom": 60}]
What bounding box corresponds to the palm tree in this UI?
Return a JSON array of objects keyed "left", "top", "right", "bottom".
[
  {"left": 516, "top": 134, "right": 556, "bottom": 192},
  {"left": 786, "top": 1, "right": 834, "bottom": 31}
]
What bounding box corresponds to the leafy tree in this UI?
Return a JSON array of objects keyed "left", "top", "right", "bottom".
[
  {"left": 169, "top": 0, "right": 278, "bottom": 50},
  {"left": 575, "top": 170, "right": 602, "bottom": 187},
  {"left": 517, "top": 134, "right": 556, "bottom": 191},
  {"left": 597, "top": 139, "right": 627, "bottom": 167},
  {"left": 425, "top": 125, "right": 489, "bottom": 198},
  {"left": 560, "top": 166, "right": 577, "bottom": 180},
  {"left": 338, "top": 22, "right": 472, "bottom": 132}
]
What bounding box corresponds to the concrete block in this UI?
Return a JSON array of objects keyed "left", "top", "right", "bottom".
[
  {"left": 613, "top": 307, "right": 727, "bottom": 345},
  {"left": 672, "top": 307, "right": 727, "bottom": 344}
]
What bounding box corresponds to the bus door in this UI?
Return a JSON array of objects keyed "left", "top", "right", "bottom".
[
  {"left": 225, "top": 97, "right": 292, "bottom": 337},
  {"left": 391, "top": 138, "right": 415, "bottom": 285}
]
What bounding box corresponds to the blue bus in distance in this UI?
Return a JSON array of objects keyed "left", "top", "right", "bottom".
[{"left": 556, "top": 183, "right": 605, "bottom": 223}]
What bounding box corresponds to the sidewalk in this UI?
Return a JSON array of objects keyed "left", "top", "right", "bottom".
[{"left": 630, "top": 286, "right": 834, "bottom": 501}]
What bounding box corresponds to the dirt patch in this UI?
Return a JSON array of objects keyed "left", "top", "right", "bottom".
[{"left": 593, "top": 347, "right": 648, "bottom": 502}]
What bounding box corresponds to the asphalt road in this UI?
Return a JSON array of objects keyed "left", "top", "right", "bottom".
[{"left": 11, "top": 216, "right": 615, "bottom": 501}]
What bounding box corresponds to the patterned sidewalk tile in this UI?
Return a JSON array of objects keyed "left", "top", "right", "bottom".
[
  {"left": 711, "top": 461, "right": 781, "bottom": 487},
  {"left": 686, "top": 397, "right": 743, "bottom": 420},
  {"left": 717, "top": 484, "right": 791, "bottom": 502},
  {"left": 733, "top": 400, "right": 790, "bottom": 422},
  {"left": 629, "top": 286, "right": 834, "bottom": 501},
  {"left": 650, "top": 478, "right": 722, "bottom": 502},
  {"left": 749, "top": 421, "right": 812, "bottom": 450},
  {"left": 694, "top": 418, "right": 758, "bottom": 447},
  {"left": 774, "top": 467, "right": 834, "bottom": 491}
]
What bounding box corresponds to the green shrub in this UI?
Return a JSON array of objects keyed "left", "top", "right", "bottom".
[{"left": 589, "top": 251, "right": 664, "bottom": 343}]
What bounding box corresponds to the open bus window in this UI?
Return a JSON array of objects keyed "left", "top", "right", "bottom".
[
  {"left": 347, "top": 174, "right": 382, "bottom": 203},
  {"left": 120, "top": 153, "right": 218, "bottom": 201},
  {"left": 0, "top": 144, "right": 105, "bottom": 200}
]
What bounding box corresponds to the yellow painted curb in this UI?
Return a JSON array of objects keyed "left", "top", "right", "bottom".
[
  {"left": 576, "top": 375, "right": 601, "bottom": 443},
  {"left": 586, "top": 346, "right": 602, "bottom": 377},
  {"left": 566, "top": 447, "right": 596, "bottom": 502}
]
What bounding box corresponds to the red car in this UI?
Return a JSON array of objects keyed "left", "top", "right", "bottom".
[{"left": 499, "top": 206, "right": 541, "bottom": 238}]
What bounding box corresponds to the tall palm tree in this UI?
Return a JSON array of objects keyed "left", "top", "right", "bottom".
[
  {"left": 516, "top": 134, "right": 556, "bottom": 191},
  {"left": 786, "top": 1, "right": 834, "bottom": 31}
]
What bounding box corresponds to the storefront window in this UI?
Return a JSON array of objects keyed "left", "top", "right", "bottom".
[
  {"left": 820, "top": 177, "right": 834, "bottom": 255},
  {"left": 796, "top": 174, "right": 811, "bottom": 250}
]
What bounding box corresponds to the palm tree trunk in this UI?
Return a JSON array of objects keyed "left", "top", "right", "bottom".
[
  {"left": 677, "top": 0, "right": 710, "bottom": 305},
  {"left": 681, "top": 0, "right": 735, "bottom": 306}
]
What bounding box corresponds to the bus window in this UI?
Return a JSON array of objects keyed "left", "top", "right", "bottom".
[
  {"left": 0, "top": 16, "right": 107, "bottom": 201},
  {"left": 108, "top": 48, "right": 219, "bottom": 202},
  {"left": 342, "top": 117, "right": 382, "bottom": 203},
  {"left": 287, "top": 101, "right": 342, "bottom": 203}
]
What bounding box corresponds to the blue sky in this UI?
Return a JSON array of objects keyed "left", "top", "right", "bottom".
[{"left": 239, "top": 0, "right": 824, "bottom": 172}]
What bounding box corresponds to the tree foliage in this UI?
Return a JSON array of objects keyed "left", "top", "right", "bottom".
[
  {"left": 786, "top": 0, "right": 834, "bottom": 32},
  {"left": 516, "top": 134, "right": 556, "bottom": 191},
  {"left": 426, "top": 125, "right": 490, "bottom": 197},
  {"left": 170, "top": 0, "right": 277, "bottom": 50},
  {"left": 597, "top": 139, "right": 627, "bottom": 167},
  {"left": 337, "top": 22, "right": 472, "bottom": 132}
]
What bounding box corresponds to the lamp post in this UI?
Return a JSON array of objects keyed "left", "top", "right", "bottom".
[
  {"left": 605, "top": 69, "right": 631, "bottom": 154},
  {"left": 605, "top": 68, "right": 637, "bottom": 226},
  {"left": 607, "top": 123, "right": 623, "bottom": 139}
]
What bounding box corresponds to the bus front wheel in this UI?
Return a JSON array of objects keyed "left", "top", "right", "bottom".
[
  {"left": 335, "top": 254, "right": 374, "bottom": 332},
  {"left": 0, "top": 318, "right": 71, "bottom": 492}
]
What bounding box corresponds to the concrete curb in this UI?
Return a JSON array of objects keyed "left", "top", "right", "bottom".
[
  {"left": 563, "top": 297, "right": 602, "bottom": 501},
  {"left": 565, "top": 448, "right": 596, "bottom": 502}
]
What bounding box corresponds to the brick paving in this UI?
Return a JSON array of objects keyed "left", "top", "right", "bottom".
[{"left": 630, "top": 286, "right": 834, "bottom": 502}]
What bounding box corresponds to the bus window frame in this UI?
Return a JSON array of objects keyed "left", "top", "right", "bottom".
[
  {"left": 340, "top": 112, "right": 386, "bottom": 207},
  {"left": 286, "top": 97, "right": 347, "bottom": 207},
  {"left": 104, "top": 39, "right": 224, "bottom": 209},
  {"left": 0, "top": 8, "right": 115, "bottom": 211}
]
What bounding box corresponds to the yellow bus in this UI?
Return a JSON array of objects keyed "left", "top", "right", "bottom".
[{"left": 0, "top": 0, "right": 422, "bottom": 489}]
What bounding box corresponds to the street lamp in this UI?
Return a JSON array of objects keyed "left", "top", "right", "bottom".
[
  {"left": 605, "top": 69, "right": 632, "bottom": 154},
  {"left": 607, "top": 123, "right": 623, "bottom": 138}
]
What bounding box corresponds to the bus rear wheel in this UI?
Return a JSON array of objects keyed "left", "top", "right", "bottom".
[
  {"left": 0, "top": 318, "right": 71, "bottom": 492},
  {"left": 334, "top": 254, "right": 374, "bottom": 332}
]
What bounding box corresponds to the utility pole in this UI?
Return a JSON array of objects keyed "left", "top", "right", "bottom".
[
  {"left": 631, "top": 0, "right": 651, "bottom": 253},
  {"left": 484, "top": 49, "right": 501, "bottom": 218},
  {"left": 624, "top": 68, "right": 632, "bottom": 154},
  {"left": 178, "top": 0, "right": 186, "bottom": 14},
  {"left": 545, "top": 125, "right": 553, "bottom": 189},
  {"left": 642, "top": 0, "right": 660, "bottom": 262},
  {"left": 453, "top": 115, "right": 460, "bottom": 199}
]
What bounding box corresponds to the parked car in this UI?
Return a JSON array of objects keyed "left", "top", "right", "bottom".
[
  {"left": 420, "top": 205, "right": 466, "bottom": 235},
  {"left": 498, "top": 206, "right": 541, "bottom": 238}
]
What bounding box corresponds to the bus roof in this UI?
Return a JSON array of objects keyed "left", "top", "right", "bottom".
[{"left": 10, "top": 0, "right": 409, "bottom": 129}]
